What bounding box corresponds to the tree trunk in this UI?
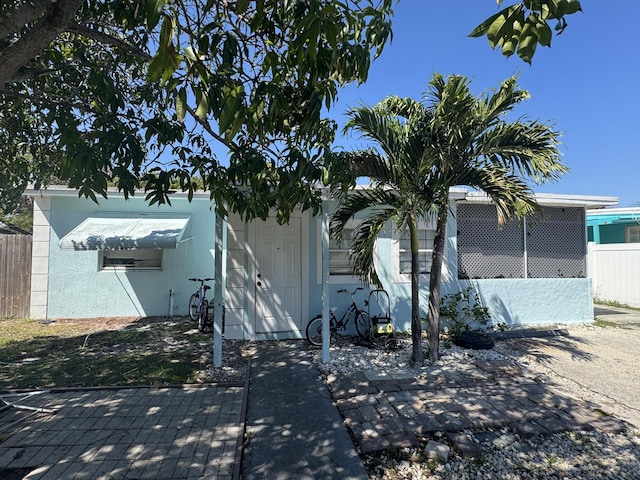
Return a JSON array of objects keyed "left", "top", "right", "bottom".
[
  {"left": 0, "top": 0, "right": 83, "bottom": 87},
  {"left": 427, "top": 205, "right": 448, "bottom": 361},
  {"left": 409, "top": 216, "right": 423, "bottom": 364}
]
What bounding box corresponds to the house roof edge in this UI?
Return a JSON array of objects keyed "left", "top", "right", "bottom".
[
  {"left": 462, "top": 191, "right": 618, "bottom": 209},
  {"left": 24, "top": 185, "right": 214, "bottom": 201}
]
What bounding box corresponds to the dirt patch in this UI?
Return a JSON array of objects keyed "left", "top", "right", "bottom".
[{"left": 47, "top": 316, "right": 142, "bottom": 330}]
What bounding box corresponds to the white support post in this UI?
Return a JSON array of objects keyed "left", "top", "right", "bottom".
[
  {"left": 321, "top": 201, "right": 331, "bottom": 363},
  {"left": 214, "top": 213, "right": 228, "bottom": 368},
  {"left": 523, "top": 216, "right": 528, "bottom": 279}
]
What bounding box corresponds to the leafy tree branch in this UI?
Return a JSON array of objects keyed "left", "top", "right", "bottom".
[{"left": 0, "top": 1, "right": 582, "bottom": 219}]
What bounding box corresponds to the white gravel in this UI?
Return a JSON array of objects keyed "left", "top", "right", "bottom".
[{"left": 311, "top": 336, "right": 640, "bottom": 480}]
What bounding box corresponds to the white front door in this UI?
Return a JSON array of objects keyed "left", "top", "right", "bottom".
[{"left": 250, "top": 216, "right": 302, "bottom": 336}]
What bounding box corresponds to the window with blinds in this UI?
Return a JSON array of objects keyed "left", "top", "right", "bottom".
[{"left": 398, "top": 227, "right": 434, "bottom": 274}]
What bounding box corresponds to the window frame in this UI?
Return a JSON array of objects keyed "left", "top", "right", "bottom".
[
  {"left": 316, "top": 219, "right": 371, "bottom": 283},
  {"left": 393, "top": 220, "right": 436, "bottom": 283},
  {"left": 99, "top": 249, "right": 163, "bottom": 271},
  {"left": 328, "top": 226, "right": 357, "bottom": 276},
  {"left": 625, "top": 225, "right": 640, "bottom": 243}
]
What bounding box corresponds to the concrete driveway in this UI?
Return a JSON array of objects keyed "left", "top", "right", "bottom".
[{"left": 503, "top": 305, "right": 640, "bottom": 428}]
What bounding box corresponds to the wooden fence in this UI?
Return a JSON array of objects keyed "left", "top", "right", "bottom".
[{"left": 0, "top": 234, "right": 32, "bottom": 318}]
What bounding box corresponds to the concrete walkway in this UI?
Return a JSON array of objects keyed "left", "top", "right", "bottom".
[{"left": 241, "top": 341, "right": 367, "bottom": 480}]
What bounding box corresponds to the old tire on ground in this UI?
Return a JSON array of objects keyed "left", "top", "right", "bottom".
[{"left": 453, "top": 331, "right": 495, "bottom": 350}]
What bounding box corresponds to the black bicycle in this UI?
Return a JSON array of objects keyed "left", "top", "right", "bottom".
[{"left": 306, "top": 287, "right": 372, "bottom": 346}]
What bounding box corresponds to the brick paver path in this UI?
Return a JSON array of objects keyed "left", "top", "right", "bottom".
[
  {"left": 0, "top": 385, "right": 245, "bottom": 479},
  {"left": 326, "top": 359, "right": 628, "bottom": 456}
]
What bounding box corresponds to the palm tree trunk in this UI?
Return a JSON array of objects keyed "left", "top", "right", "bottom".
[
  {"left": 427, "top": 205, "right": 448, "bottom": 361},
  {"left": 409, "top": 217, "right": 423, "bottom": 364}
]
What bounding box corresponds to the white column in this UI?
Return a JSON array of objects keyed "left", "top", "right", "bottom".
[
  {"left": 30, "top": 195, "right": 51, "bottom": 319},
  {"left": 321, "top": 201, "right": 330, "bottom": 362},
  {"left": 523, "top": 216, "right": 528, "bottom": 279},
  {"left": 214, "top": 213, "right": 228, "bottom": 368}
]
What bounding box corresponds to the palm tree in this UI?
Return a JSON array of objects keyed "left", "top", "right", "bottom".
[{"left": 330, "top": 74, "right": 567, "bottom": 363}]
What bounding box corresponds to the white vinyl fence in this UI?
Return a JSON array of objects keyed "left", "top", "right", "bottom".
[{"left": 588, "top": 242, "right": 640, "bottom": 308}]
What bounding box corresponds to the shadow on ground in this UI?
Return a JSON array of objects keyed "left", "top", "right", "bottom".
[
  {"left": 502, "top": 335, "right": 596, "bottom": 363},
  {"left": 0, "top": 316, "right": 215, "bottom": 390}
]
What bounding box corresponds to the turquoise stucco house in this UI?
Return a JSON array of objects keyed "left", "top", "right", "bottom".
[
  {"left": 28, "top": 187, "right": 617, "bottom": 341},
  {"left": 587, "top": 207, "right": 640, "bottom": 244}
]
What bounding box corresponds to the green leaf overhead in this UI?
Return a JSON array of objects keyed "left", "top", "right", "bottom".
[
  {"left": 470, "top": 1, "right": 582, "bottom": 63},
  {"left": 146, "top": 0, "right": 167, "bottom": 30},
  {"left": 0, "top": 1, "right": 584, "bottom": 219},
  {"left": 0, "top": 0, "right": 393, "bottom": 220}
]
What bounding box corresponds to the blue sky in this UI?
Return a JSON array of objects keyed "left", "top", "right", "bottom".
[{"left": 327, "top": 1, "right": 639, "bottom": 207}]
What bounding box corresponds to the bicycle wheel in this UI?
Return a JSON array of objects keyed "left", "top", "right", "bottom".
[
  {"left": 355, "top": 310, "right": 372, "bottom": 339},
  {"left": 198, "top": 299, "right": 209, "bottom": 332},
  {"left": 305, "top": 315, "right": 323, "bottom": 346},
  {"left": 188, "top": 293, "right": 199, "bottom": 321}
]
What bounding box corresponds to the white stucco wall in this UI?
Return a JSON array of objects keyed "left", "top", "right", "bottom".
[
  {"left": 460, "top": 278, "right": 594, "bottom": 327},
  {"left": 44, "top": 194, "right": 216, "bottom": 319},
  {"left": 309, "top": 198, "right": 595, "bottom": 333},
  {"left": 36, "top": 190, "right": 596, "bottom": 331}
]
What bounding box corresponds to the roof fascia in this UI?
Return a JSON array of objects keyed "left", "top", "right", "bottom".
[
  {"left": 24, "top": 186, "right": 213, "bottom": 201},
  {"left": 462, "top": 191, "right": 618, "bottom": 209}
]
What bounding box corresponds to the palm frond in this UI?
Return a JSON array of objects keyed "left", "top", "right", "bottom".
[
  {"left": 377, "top": 96, "right": 427, "bottom": 124},
  {"left": 330, "top": 188, "right": 400, "bottom": 243},
  {"left": 477, "top": 121, "right": 567, "bottom": 183},
  {"left": 481, "top": 76, "right": 530, "bottom": 124},
  {"left": 350, "top": 213, "right": 393, "bottom": 287},
  {"left": 344, "top": 104, "right": 406, "bottom": 166},
  {"left": 326, "top": 149, "right": 393, "bottom": 190},
  {"left": 457, "top": 165, "right": 540, "bottom": 226}
]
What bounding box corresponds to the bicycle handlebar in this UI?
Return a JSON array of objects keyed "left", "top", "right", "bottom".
[
  {"left": 337, "top": 287, "right": 364, "bottom": 295},
  {"left": 189, "top": 278, "right": 214, "bottom": 282}
]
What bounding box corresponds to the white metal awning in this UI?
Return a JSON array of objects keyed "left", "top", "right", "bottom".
[{"left": 60, "top": 212, "right": 192, "bottom": 250}]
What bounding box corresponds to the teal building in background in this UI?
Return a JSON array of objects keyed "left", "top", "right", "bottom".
[{"left": 587, "top": 208, "right": 640, "bottom": 244}]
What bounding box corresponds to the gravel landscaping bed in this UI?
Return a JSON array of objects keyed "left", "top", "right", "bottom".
[{"left": 311, "top": 335, "right": 640, "bottom": 479}]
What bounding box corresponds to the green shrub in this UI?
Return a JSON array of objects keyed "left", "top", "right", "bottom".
[{"left": 438, "top": 287, "right": 493, "bottom": 341}]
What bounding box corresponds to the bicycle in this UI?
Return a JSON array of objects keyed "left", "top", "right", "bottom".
[
  {"left": 188, "top": 277, "right": 213, "bottom": 323},
  {"left": 305, "top": 287, "right": 372, "bottom": 346}
]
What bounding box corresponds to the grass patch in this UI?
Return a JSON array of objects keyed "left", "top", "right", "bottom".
[
  {"left": 592, "top": 318, "right": 632, "bottom": 329},
  {"left": 0, "top": 317, "right": 211, "bottom": 390},
  {"left": 593, "top": 408, "right": 611, "bottom": 417},
  {"left": 594, "top": 298, "right": 639, "bottom": 310}
]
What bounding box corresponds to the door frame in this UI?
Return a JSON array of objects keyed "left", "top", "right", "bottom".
[{"left": 246, "top": 211, "right": 310, "bottom": 340}]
